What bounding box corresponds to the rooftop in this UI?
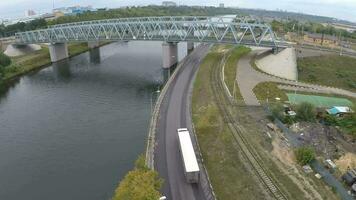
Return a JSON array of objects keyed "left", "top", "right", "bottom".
[
  {"left": 177, "top": 130, "right": 199, "bottom": 173},
  {"left": 327, "top": 106, "right": 353, "bottom": 115}
]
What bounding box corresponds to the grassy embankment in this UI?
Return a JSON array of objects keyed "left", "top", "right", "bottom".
[
  {"left": 192, "top": 45, "right": 267, "bottom": 199},
  {"left": 193, "top": 45, "right": 340, "bottom": 199},
  {"left": 298, "top": 55, "right": 356, "bottom": 93},
  {"left": 1, "top": 42, "right": 107, "bottom": 82},
  {"left": 253, "top": 82, "right": 288, "bottom": 103},
  {"left": 223, "top": 45, "right": 250, "bottom": 101}
]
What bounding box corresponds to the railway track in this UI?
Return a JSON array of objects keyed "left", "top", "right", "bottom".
[{"left": 209, "top": 50, "right": 288, "bottom": 200}]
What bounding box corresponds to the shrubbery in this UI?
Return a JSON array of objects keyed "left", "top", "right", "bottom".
[
  {"left": 0, "top": 52, "right": 11, "bottom": 68},
  {"left": 296, "top": 102, "right": 316, "bottom": 122},
  {"left": 295, "top": 147, "right": 315, "bottom": 165},
  {"left": 112, "top": 155, "right": 163, "bottom": 200}
]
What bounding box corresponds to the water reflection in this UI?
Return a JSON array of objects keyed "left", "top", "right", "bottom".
[
  {"left": 89, "top": 48, "right": 101, "bottom": 64},
  {"left": 52, "top": 59, "right": 72, "bottom": 81}
]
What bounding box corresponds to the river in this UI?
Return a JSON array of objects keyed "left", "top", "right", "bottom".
[{"left": 0, "top": 41, "right": 187, "bottom": 200}]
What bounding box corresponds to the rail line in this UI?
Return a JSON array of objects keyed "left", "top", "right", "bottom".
[{"left": 209, "top": 49, "right": 288, "bottom": 200}]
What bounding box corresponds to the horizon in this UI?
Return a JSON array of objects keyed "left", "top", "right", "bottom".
[{"left": 0, "top": 0, "right": 355, "bottom": 23}]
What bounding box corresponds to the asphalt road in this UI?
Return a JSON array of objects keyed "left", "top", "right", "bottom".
[{"left": 154, "top": 44, "right": 210, "bottom": 200}]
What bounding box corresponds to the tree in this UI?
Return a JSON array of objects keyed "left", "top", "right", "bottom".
[
  {"left": 296, "top": 102, "right": 316, "bottom": 122},
  {"left": 295, "top": 147, "right": 315, "bottom": 165},
  {"left": 0, "top": 52, "right": 11, "bottom": 67},
  {"left": 112, "top": 155, "right": 163, "bottom": 200}
]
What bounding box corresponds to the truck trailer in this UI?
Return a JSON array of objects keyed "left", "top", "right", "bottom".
[{"left": 177, "top": 128, "right": 200, "bottom": 183}]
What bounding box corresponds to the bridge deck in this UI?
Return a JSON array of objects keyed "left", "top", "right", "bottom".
[{"left": 15, "top": 16, "right": 287, "bottom": 48}]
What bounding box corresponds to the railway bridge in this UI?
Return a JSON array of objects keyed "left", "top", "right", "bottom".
[{"left": 14, "top": 16, "right": 286, "bottom": 67}]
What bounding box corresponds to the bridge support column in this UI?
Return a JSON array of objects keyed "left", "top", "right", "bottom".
[
  {"left": 187, "top": 42, "right": 194, "bottom": 54},
  {"left": 88, "top": 41, "right": 100, "bottom": 49},
  {"left": 49, "top": 43, "right": 69, "bottom": 62},
  {"left": 162, "top": 42, "right": 178, "bottom": 69},
  {"left": 272, "top": 47, "right": 279, "bottom": 55}
]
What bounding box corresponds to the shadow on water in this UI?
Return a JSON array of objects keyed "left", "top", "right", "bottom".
[
  {"left": 89, "top": 48, "right": 101, "bottom": 64},
  {"left": 0, "top": 79, "right": 20, "bottom": 103},
  {"left": 52, "top": 59, "right": 72, "bottom": 81}
]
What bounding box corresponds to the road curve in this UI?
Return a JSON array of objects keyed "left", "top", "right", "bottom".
[{"left": 154, "top": 44, "right": 210, "bottom": 200}]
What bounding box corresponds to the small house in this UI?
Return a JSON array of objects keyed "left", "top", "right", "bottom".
[
  {"left": 303, "top": 33, "right": 339, "bottom": 47},
  {"left": 342, "top": 169, "right": 356, "bottom": 186},
  {"left": 326, "top": 106, "right": 354, "bottom": 117}
]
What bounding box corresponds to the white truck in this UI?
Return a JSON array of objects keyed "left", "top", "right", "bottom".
[{"left": 177, "top": 128, "right": 200, "bottom": 183}]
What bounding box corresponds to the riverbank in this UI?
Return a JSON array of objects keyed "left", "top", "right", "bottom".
[{"left": 0, "top": 42, "right": 109, "bottom": 85}]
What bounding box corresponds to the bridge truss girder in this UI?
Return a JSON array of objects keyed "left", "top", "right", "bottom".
[{"left": 15, "top": 16, "right": 281, "bottom": 47}]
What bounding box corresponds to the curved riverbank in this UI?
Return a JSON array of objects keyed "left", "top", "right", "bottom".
[{"left": 0, "top": 42, "right": 109, "bottom": 85}]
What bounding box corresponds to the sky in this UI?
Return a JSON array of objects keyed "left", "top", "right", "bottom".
[{"left": 0, "top": 0, "right": 355, "bottom": 22}]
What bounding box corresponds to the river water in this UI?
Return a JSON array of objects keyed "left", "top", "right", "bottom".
[{"left": 0, "top": 41, "right": 186, "bottom": 200}]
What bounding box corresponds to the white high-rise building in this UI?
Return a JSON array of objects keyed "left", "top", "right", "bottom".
[{"left": 25, "top": 10, "right": 36, "bottom": 17}]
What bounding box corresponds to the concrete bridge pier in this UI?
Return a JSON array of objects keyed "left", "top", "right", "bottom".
[
  {"left": 88, "top": 41, "right": 100, "bottom": 49},
  {"left": 49, "top": 43, "right": 69, "bottom": 62},
  {"left": 162, "top": 42, "right": 178, "bottom": 69}
]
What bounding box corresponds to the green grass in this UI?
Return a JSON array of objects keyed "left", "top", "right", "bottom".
[
  {"left": 253, "top": 82, "right": 288, "bottom": 103},
  {"left": 224, "top": 46, "right": 251, "bottom": 99},
  {"left": 287, "top": 93, "right": 354, "bottom": 107},
  {"left": 1, "top": 42, "right": 108, "bottom": 82},
  {"left": 192, "top": 45, "right": 267, "bottom": 199},
  {"left": 298, "top": 55, "right": 356, "bottom": 92}
]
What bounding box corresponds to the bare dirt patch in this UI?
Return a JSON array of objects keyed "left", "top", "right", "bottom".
[{"left": 335, "top": 153, "right": 356, "bottom": 174}]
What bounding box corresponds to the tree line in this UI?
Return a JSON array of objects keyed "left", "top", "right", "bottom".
[
  {"left": 1, "top": 6, "right": 355, "bottom": 40},
  {"left": 0, "top": 6, "right": 240, "bottom": 37}
]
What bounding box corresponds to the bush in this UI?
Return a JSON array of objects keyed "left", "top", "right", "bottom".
[
  {"left": 324, "top": 114, "right": 338, "bottom": 126},
  {"left": 270, "top": 103, "right": 285, "bottom": 120},
  {"left": 295, "top": 147, "right": 315, "bottom": 165},
  {"left": 112, "top": 155, "right": 163, "bottom": 200},
  {"left": 283, "top": 115, "right": 295, "bottom": 125},
  {"left": 296, "top": 102, "right": 316, "bottom": 122},
  {"left": 0, "top": 52, "right": 11, "bottom": 67}
]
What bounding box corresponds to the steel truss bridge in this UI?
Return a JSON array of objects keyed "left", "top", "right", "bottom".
[{"left": 15, "top": 16, "right": 286, "bottom": 48}]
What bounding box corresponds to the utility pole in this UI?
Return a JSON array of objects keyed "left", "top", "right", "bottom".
[{"left": 339, "top": 31, "right": 343, "bottom": 56}]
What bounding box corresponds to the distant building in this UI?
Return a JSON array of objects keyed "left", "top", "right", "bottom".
[
  {"left": 53, "top": 11, "right": 65, "bottom": 18},
  {"left": 53, "top": 5, "right": 94, "bottom": 16},
  {"left": 219, "top": 3, "right": 224, "bottom": 8},
  {"left": 162, "top": 1, "right": 177, "bottom": 7},
  {"left": 41, "top": 13, "right": 56, "bottom": 21},
  {"left": 25, "top": 10, "right": 36, "bottom": 17},
  {"left": 303, "top": 33, "right": 339, "bottom": 47}
]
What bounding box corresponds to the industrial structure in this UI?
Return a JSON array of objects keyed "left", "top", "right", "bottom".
[{"left": 14, "top": 16, "right": 285, "bottom": 67}]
